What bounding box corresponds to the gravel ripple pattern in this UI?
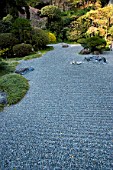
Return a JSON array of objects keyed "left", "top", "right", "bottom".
[{"left": 0, "top": 44, "right": 113, "bottom": 170}]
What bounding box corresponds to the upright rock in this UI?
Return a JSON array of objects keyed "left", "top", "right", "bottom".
[{"left": 0, "top": 91, "right": 7, "bottom": 105}]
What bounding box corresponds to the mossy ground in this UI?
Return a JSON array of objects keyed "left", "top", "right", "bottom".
[
  {"left": 0, "top": 73, "right": 29, "bottom": 104},
  {"left": 0, "top": 46, "right": 53, "bottom": 111},
  {"left": 0, "top": 60, "right": 29, "bottom": 111}
]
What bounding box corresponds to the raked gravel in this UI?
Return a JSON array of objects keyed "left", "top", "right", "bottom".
[{"left": 0, "top": 44, "right": 113, "bottom": 170}]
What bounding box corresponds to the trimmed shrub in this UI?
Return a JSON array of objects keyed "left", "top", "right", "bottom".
[
  {"left": 41, "top": 5, "right": 61, "bottom": 19},
  {"left": 85, "top": 36, "right": 106, "bottom": 52},
  {"left": 11, "top": 18, "right": 32, "bottom": 43},
  {"left": 77, "top": 38, "right": 88, "bottom": 49},
  {"left": 41, "top": 5, "right": 63, "bottom": 35},
  {"left": 13, "top": 44, "right": 33, "bottom": 57},
  {"left": 79, "top": 36, "right": 106, "bottom": 53},
  {"left": 0, "top": 33, "right": 18, "bottom": 49},
  {"left": 32, "top": 28, "right": 49, "bottom": 50},
  {"left": 48, "top": 32, "right": 56, "bottom": 43},
  {"left": 0, "top": 20, "right": 12, "bottom": 33}
]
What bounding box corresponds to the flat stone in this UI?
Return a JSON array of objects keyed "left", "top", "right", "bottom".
[
  {"left": 62, "top": 44, "right": 69, "bottom": 48},
  {"left": 15, "top": 67, "right": 34, "bottom": 75}
]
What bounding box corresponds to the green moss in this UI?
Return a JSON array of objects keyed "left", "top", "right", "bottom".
[
  {"left": 24, "top": 53, "right": 42, "bottom": 60},
  {"left": 0, "top": 104, "right": 4, "bottom": 112},
  {"left": 0, "top": 60, "right": 19, "bottom": 77},
  {"left": 40, "top": 46, "right": 54, "bottom": 54},
  {"left": 0, "top": 45, "right": 54, "bottom": 112},
  {"left": 0, "top": 73, "right": 29, "bottom": 106}
]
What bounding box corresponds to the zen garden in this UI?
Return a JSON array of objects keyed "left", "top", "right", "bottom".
[{"left": 0, "top": 0, "right": 113, "bottom": 170}]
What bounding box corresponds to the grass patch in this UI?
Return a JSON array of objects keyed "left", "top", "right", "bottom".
[
  {"left": 24, "top": 53, "right": 42, "bottom": 60},
  {"left": 40, "top": 46, "right": 54, "bottom": 55},
  {"left": 22, "top": 46, "right": 53, "bottom": 60},
  {"left": 0, "top": 60, "right": 19, "bottom": 77},
  {"left": 0, "top": 73, "right": 29, "bottom": 106},
  {"left": 63, "top": 40, "right": 78, "bottom": 44},
  {"left": 0, "top": 104, "right": 4, "bottom": 112},
  {"left": 6, "top": 46, "right": 54, "bottom": 62}
]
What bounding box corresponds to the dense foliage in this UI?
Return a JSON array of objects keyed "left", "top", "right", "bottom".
[
  {"left": 0, "top": 0, "right": 30, "bottom": 19},
  {"left": 13, "top": 43, "right": 33, "bottom": 57},
  {"left": 0, "top": 33, "right": 18, "bottom": 49},
  {"left": 11, "top": 18, "right": 32, "bottom": 43},
  {"left": 41, "top": 5, "right": 63, "bottom": 38},
  {"left": 80, "top": 36, "right": 106, "bottom": 52},
  {"left": 0, "top": 20, "right": 12, "bottom": 33},
  {"left": 31, "top": 28, "right": 49, "bottom": 50},
  {"left": 0, "top": 0, "right": 112, "bottom": 55},
  {"left": 48, "top": 32, "right": 56, "bottom": 43}
]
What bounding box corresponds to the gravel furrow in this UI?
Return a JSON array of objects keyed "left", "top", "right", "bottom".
[{"left": 0, "top": 44, "right": 113, "bottom": 170}]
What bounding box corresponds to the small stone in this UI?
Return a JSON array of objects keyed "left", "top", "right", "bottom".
[
  {"left": 79, "top": 49, "right": 90, "bottom": 54},
  {"left": 93, "top": 51, "right": 100, "bottom": 55},
  {"left": 70, "top": 61, "right": 82, "bottom": 65},
  {"left": 62, "top": 44, "right": 69, "bottom": 48}
]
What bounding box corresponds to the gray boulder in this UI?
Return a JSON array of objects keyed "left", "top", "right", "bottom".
[{"left": 0, "top": 91, "right": 7, "bottom": 105}]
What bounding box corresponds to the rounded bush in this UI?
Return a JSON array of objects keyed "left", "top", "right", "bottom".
[
  {"left": 11, "top": 18, "right": 32, "bottom": 43},
  {"left": 0, "top": 20, "right": 12, "bottom": 33},
  {"left": 0, "top": 33, "right": 18, "bottom": 49},
  {"left": 13, "top": 44, "right": 33, "bottom": 57},
  {"left": 86, "top": 36, "right": 106, "bottom": 52},
  {"left": 32, "top": 28, "right": 49, "bottom": 50},
  {"left": 48, "top": 32, "right": 56, "bottom": 43},
  {"left": 41, "top": 5, "right": 61, "bottom": 19},
  {"left": 78, "top": 36, "right": 106, "bottom": 53}
]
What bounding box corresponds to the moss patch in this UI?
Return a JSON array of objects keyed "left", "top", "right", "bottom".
[
  {"left": 0, "top": 73, "right": 29, "bottom": 106},
  {"left": 0, "top": 60, "right": 19, "bottom": 77},
  {"left": 24, "top": 53, "right": 42, "bottom": 60},
  {"left": 0, "top": 104, "right": 4, "bottom": 112}
]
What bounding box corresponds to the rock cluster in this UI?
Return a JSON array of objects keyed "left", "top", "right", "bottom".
[{"left": 84, "top": 56, "right": 107, "bottom": 63}]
